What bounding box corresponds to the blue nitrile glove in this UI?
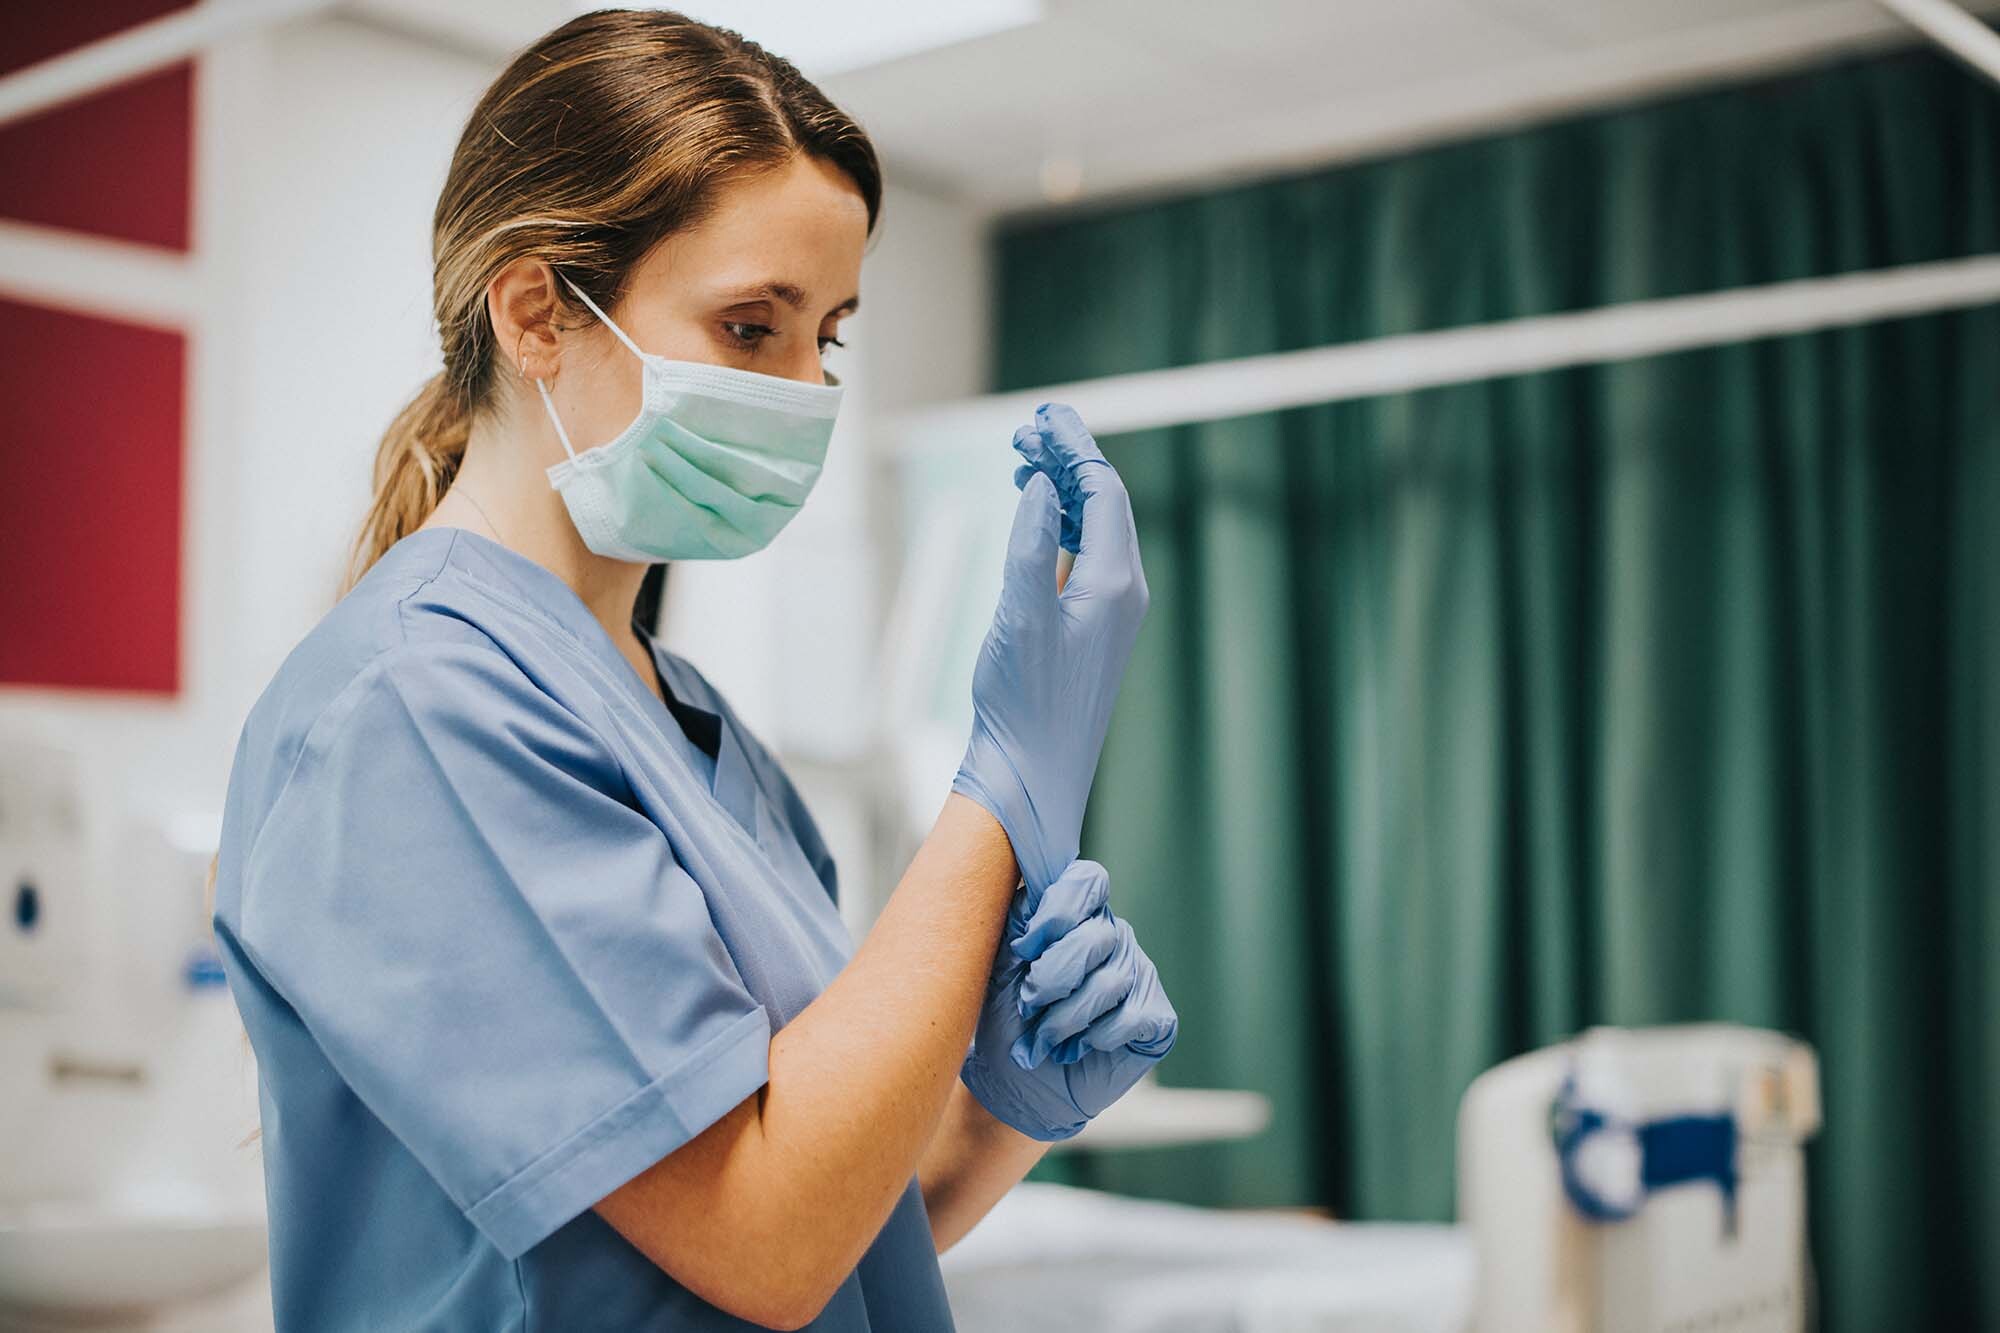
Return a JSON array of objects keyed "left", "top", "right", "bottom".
[
  {"left": 961, "top": 859, "right": 1179, "bottom": 1142},
  {"left": 950, "top": 402, "right": 1149, "bottom": 901},
  {"left": 1013, "top": 432, "right": 1082, "bottom": 555},
  {"left": 1011, "top": 865, "right": 1175, "bottom": 1070}
]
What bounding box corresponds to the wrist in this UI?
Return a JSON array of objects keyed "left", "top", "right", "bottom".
[
  {"left": 935, "top": 789, "right": 1022, "bottom": 897},
  {"left": 956, "top": 1078, "right": 1047, "bottom": 1153},
  {"left": 952, "top": 731, "right": 1059, "bottom": 896}
]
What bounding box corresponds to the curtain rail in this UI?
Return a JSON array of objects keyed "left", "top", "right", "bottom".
[
  {"left": 885, "top": 253, "right": 2000, "bottom": 454},
  {"left": 1877, "top": 0, "right": 2000, "bottom": 87}
]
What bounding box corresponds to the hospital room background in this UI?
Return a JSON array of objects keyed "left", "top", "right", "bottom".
[{"left": 0, "top": 1, "right": 1995, "bottom": 1329}]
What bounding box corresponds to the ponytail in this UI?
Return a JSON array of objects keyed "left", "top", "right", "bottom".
[{"left": 344, "top": 373, "right": 471, "bottom": 595}]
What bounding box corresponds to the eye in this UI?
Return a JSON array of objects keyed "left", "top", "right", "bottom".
[
  {"left": 718, "top": 323, "right": 846, "bottom": 357},
  {"left": 720, "top": 321, "right": 774, "bottom": 349}
]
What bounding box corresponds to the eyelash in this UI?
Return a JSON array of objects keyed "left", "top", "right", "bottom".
[{"left": 721, "top": 321, "right": 846, "bottom": 353}]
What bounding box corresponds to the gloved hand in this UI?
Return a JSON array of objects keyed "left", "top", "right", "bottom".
[
  {"left": 951, "top": 402, "right": 1149, "bottom": 900},
  {"left": 961, "top": 859, "right": 1179, "bottom": 1142}
]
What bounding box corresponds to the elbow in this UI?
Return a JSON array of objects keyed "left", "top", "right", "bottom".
[
  {"left": 757, "top": 1301, "right": 823, "bottom": 1333},
  {"left": 654, "top": 1270, "right": 826, "bottom": 1332},
  {"left": 725, "top": 1276, "right": 836, "bottom": 1332},
  {"left": 755, "top": 1262, "right": 850, "bottom": 1331},
  {"left": 658, "top": 1236, "right": 845, "bottom": 1331}
]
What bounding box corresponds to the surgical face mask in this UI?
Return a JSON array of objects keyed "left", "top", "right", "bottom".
[{"left": 537, "top": 275, "right": 844, "bottom": 562}]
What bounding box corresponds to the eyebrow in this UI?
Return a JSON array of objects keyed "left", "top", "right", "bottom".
[{"left": 719, "top": 280, "right": 859, "bottom": 317}]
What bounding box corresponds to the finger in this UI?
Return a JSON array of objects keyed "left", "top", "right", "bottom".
[
  {"left": 1032, "top": 406, "right": 1137, "bottom": 605},
  {"left": 1012, "top": 859, "right": 1111, "bottom": 962},
  {"left": 1014, "top": 962, "right": 1132, "bottom": 1069},
  {"left": 1014, "top": 422, "right": 1085, "bottom": 554},
  {"left": 1058, "top": 505, "right": 1082, "bottom": 557},
  {"left": 1016, "top": 456, "right": 1078, "bottom": 567},
  {"left": 997, "top": 470, "right": 1060, "bottom": 627},
  {"left": 1032, "top": 402, "right": 1109, "bottom": 471},
  {"left": 1019, "top": 910, "right": 1120, "bottom": 1015},
  {"left": 1067, "top": 993, "right": 1177, "bottom": 1061},
  {"left": 1063, "top": 464, "right": 1134, "bottom": 593}
]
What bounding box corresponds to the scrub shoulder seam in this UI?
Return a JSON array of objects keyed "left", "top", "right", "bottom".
[
  {"left": 236, "top": 550, "right": 463, "bottom": 890},
  {"left": 239, "top": 635, "right": 554, "bottom": 931}
]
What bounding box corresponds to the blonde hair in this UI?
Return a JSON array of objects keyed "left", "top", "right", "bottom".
[
  {"left": 210, "top": 9, "right": 882, "bottom": 1140},
  {"left": 343, "top": 6, "right": 883, "bottom": 594}
]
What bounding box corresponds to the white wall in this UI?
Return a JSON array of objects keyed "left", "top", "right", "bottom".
[
  {"left": 0, "top": 16, "right": 493, "bottom": 867},
  {"left": 212, "top": 19, "right": 494, "bottom": 736},
  {"left": 0, "top": 15, "right": 500, "bottom": 1291}
]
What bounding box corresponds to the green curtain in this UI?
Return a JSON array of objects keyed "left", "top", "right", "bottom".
[{"left": 996, "top": 46, "right": 1999, "bottom": 1331}]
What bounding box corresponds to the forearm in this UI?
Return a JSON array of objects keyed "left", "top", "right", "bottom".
[
  {"left": 754, "top": 793, "right": 1019, "bottom": 1294},
  {"left": 594, "top": 792, "right": 1025, "bottom": 1324},
  {"left": 919, "top": 1080, "right": 1052, "bottom": 1252}
]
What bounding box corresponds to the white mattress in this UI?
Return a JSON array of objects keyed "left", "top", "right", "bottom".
[{"left": 941, "top": 1182, "right": 1476, "bottom": 1333}]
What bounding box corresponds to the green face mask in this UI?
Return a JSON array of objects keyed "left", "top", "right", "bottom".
[{"left": 538, "top": 276, "right": 844, "bottom": 562}]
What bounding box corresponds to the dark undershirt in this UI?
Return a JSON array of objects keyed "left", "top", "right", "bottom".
[{"left": 650, "top": 657, "right": 722, "bottom": 765}]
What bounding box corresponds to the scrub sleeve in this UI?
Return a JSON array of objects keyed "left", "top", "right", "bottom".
[{"left": 232, "top": 636, "right": 772, "bottom": 1261}]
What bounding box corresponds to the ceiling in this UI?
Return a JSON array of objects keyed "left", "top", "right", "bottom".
[{"left": 346, "top": 0, "right": 1995, "bottom": 222}]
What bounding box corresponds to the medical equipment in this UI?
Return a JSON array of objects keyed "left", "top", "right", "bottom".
[
  {"left": 1458, "top": 1024, "right": 1821, "bottom": 1333},
  {"left": 0, "top": 733, "right": 85, "bottom": 1014},
  {"left": 951, "top": 403, "right": 1149, "bottom": 901},
  {"left": 538, "top": 275, "right": 844, "bottom": 563},
  {"left": 960, "top": 862, "right": 1176, "bottom": 1141}
]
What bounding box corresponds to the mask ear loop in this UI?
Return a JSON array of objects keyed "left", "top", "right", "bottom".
[
  {"left": 559, "top": 274, "right": 646, "bottom": 360},
  {"left": 536, "top": 379, "right": 578, "bottom": 462},
  {"left": 534, "top": 274, "right": 643, "bottom": 463},
  {"left": 525, "top": 349, "right": 578, "bottom": 463}
]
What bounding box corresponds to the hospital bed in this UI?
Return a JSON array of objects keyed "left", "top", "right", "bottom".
[
  {"left": 941, "top": 1182, "right": 1477, "bottom": 1333},
  {"left": 1458, "top": 1024, "right": 1821, "bottom": 1333},
  {"left": 947, "top": 1024, "right": 1817, "bottom": 1333}
]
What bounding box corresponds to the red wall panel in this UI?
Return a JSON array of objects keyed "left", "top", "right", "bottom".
[
  {"left": 0, "top": 299, "right": 185, "bottom": 694},
  {"left": 0, "top": 0, "right": 196, "bottom": 250}
]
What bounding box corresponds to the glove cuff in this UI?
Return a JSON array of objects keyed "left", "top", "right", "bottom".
[
  {"left": 959, "top": 1048, "right": 1088, "bottom": 1143},
  {"left": 951, "top": 729, "right": 1060, "bottom": 896}
]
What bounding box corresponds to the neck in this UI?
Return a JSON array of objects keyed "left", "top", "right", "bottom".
[{"left": 430, "top": 416, "right": 652, "bottom": 645}]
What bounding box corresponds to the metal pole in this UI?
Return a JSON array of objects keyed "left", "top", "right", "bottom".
[
  {"left": 885, "top": 253, "right": 2000, "bottom": 452},
  {"left": 1876, "top": 0, "right": 2000, "bottom": 89}
]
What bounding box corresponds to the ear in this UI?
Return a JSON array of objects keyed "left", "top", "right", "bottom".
[{"left": 486, "top": 257, "right": 564, "bottom": 382}]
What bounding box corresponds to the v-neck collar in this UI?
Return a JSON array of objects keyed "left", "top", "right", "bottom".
[
  {"left": 643, "top": 624, "right": 765, "bottom": 836},
  {"left": 397, "top": 527, "right": 764, "bottom": 835}
]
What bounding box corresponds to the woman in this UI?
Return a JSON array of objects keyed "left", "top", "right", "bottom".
[{"left": 209, "top": 9, "right": 1175, "bottom": 1330}]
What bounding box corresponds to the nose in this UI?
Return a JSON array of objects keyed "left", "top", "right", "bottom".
[{"left": 785, "top": 353, "right": 837, "bottom": 388}]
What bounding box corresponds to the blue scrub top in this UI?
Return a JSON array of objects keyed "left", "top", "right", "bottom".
[{"left": 211, "top": 526, "right": 955, "bottom": 1331}]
